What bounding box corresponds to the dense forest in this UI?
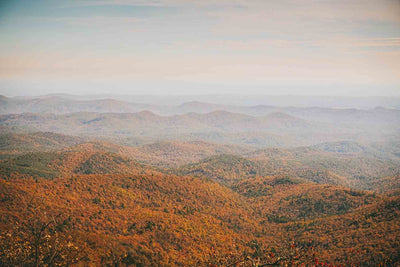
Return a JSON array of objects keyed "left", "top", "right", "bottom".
[{"left": 0, "top": 125, "right": 399, "bottom": 266}]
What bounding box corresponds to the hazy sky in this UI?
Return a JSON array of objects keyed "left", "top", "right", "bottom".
[{"left": 0, "top": 0, "right": 399, "bottom": 96}]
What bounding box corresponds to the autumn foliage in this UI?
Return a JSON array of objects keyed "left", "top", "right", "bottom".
[{"left": 0, "top": 134, "right": 399, "bottom": 266}]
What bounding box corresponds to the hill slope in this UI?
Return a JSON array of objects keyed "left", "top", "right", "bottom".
[
  {"left": 0, "top": 132, "right": 86, "bottom": 159},
  {"left": 0, "top": 146, "right": 399, "bottom": 265}
]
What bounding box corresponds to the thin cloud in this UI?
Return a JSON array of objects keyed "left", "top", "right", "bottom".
[
  {"left": 73, "top": 0, "right": 400, "bottom": 23},
  {"left": 172, "top": 37, "right": 400, "bottom": 52}
]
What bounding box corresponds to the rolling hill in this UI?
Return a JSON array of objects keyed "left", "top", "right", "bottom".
[
  {"left": 0, "top": 147, "right": 150, "bottom": 179},
  {"left": 121, "top": 140, "right": 253, "bottom": 167},
  {"left": 0, "top": 137, "right": 399, "bottom": 265},
  {"left": 0, "top": 155, "right": 259, "bottom": 265},
  {"left": 0, "top": 132, "right": 86, "bottom": 159},
  {"left": 284, "top": 196, "right": 400, "bottom": 265},
  {"left": 173, "top": 154, "right": 348, "bottom": 187},
  {"left": 246, "top": 143, "right": 400, "bottom": 190}
]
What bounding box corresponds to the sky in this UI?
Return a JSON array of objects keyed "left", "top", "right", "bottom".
[{"left": 0, "top": 0, "right": 399, "bottom": 96}]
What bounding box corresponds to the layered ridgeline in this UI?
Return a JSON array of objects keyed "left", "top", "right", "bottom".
[
  {"left": 1, "top": 96, "right": 399, "bottom": 148},
  {"left": 2, "top": 94, "right": 400, "bottom": 114},
  {"left": 0, "top": 108, "right": 400, "bottom": 147},
  {"left": 0, "top": 131, "right": 400, "bottom": 266},
  {"left": 0, "top": 110, "right": 309, "bottom": 137},
  {"left": 1, "top": 132, "right": 399, "bottom": 190},
  {"left": 173, "top": 141, "right": 400, "bottom": 190}
]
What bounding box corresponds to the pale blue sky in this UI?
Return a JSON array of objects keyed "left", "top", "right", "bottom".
[{"left": 0, "top": 0, "right": 399, "bottom": 96}]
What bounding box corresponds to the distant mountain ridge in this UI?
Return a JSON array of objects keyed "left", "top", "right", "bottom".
[
  {"left": 0, "top": 110, "right": 310, "bottom": 139},
  {"left": 1, "top": 105, "right": 399, "bottom": 148},
  {"left": 2, "top": 95, "right": 400, "bottom": 116},
  {"left": 4, "top": 94, "right": 400, "bottom": 109}
]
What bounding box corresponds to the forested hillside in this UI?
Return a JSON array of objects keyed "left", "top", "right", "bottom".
[{"left": 1, "top": 131, "right": 399, "bottom": 266}]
